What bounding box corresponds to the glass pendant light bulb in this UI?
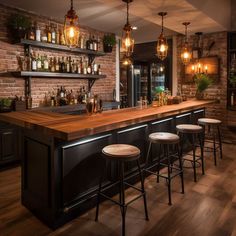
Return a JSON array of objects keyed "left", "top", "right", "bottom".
[
  {"left": 64, "top": 0, "right": 80, "bottom": 48},
  {"left": 121, "top": 0, "right": 134, "bottom": 57},
  {"left": 156, "top": 12, "right": 168, "bottom": 61},
  {"left": 181, "top": 22, "right": 191, "bottom": 65}
]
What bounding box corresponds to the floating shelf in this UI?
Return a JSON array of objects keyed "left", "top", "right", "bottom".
[
  {"left": 20, "top": 71, "right": 106, "bottom": 79},
  {"left": 21, "top": 39, "right": 106, "bottom": 56}
]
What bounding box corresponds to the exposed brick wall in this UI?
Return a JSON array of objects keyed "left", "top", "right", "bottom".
[
  {"left": 0, "top": 4, "right": 116, "bottom": 107},
  {"left": 232, "top": 1, "right": 236, "bottom": 30},
  {"left": 176, "top": 32, "right": 236, "bottom": 143}
]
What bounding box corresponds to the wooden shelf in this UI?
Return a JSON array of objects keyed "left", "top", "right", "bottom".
[
  {"left": 21, "top": 39, "right": 106, "bottom": 57},
  {"left": 20, "top": 71, "right": 106, "bottom": 79}
]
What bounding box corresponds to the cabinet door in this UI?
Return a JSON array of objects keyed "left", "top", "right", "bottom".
[{"left": 0, "top": 128, "right": 17, "bottom": 162}]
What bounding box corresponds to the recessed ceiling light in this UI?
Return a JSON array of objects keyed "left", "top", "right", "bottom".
[{"left": 132, "top": 26, "right": 138, "bottom": 30}]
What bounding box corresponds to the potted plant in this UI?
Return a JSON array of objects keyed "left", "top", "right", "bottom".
[
  {"left": 229, "top": 75, "right": 236, "bottom": 88},
  {"left": 103, "top": 34, "right": 116, "bottom": 53},
  {"left": 0, "top": 98, "right": 12, "bottom": 112},
  {"left": 7, "top": 14, "right": 31, "bottom": 43},
  {"left": 194, "top": 73, "right": 212, "bottom": 99}
]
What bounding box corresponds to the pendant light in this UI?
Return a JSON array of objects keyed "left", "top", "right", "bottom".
[
  {"left": 64, "top": 0, "right": 80, "bottom": 48},
  {"left": 181, "top": 22, "right": 191, "bottom": 65},
  {"left": 156, "top": 12, "right": 168, "bottom": 60},
  {"left": 122, "top": 54, "right": 133, "bottom": 66},
  {"left": 121, "top": 0, "right": 134, "bottom": 57}
]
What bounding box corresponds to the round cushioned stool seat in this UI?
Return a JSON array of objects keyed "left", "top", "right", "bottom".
[
  {"left": 198, "top": 118, "right": 222, "bottom": 125},
  {"left": 149, "top": 132, "right": 179, "bottom": 144},
  {"left": 176, "top": 124, "right": 203, "bottom": 134},
  {"left": 102, "top": 144, "right": 140, "bottom": 161}
]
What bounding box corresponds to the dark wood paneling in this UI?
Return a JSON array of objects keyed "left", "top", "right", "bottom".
[{"left": 62, "top": 134, "right": 113, "bottom": 206}]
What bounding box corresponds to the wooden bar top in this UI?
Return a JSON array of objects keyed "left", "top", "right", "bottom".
[{"left": 0, "top": 100, "right": 214, "bottom": 141}]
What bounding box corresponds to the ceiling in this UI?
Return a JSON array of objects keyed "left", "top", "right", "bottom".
[{"left": 0, "top": 0, "right": 232, "bottom": 43}]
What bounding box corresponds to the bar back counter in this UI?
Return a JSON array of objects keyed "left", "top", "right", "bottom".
[{"left": 0, "top": 100, "right": 213, "bottom": 228}]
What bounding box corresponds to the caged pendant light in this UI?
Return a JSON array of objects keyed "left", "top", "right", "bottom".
[
  {"left": 181, "top": 22, "right": 191, "bottom": 65},
  {"left": 121, "top": 0, "right": 134, "bottom": 57},
  {"left": 156, "top": 12, "right": 168, "bottom": 60},
  {"left": 64, "top": 0, "right": 80, "bottom": 48}
]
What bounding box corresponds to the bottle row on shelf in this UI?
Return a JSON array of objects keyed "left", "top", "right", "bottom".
[
  {"left": 21, "top": 53, "right": 102, "bottom": 75},
  {"left": 44, "top": 86, "right": 94, "bottom": 107},
  {"left": 27, "top": 22, "right": 102, "bottom": 51}
]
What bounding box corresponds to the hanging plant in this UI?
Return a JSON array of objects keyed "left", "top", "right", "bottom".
[
  {"left": 103, "top": 34, "right": 116, "bottom": 53},
  {"left": 7, "top": 14, "right": 31, "bottom": 43}
]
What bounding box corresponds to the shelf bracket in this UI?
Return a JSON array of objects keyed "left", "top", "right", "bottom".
[
  {"left": 88, "top": 79, "right": 96, "bottom": 91},
  {"left": 25, "top": 76, "right": 31, "bottom": 97},
  {"left": 88, "top": 55, "right": 96, "bottom": 65}
]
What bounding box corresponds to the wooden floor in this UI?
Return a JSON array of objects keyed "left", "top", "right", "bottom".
[{"left": 1, "top": 143, "right": 236, "bottom": 236}]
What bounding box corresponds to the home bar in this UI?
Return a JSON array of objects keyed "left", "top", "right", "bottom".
[{"left": 0, "top": 1, "right": 236, "bottom": 236}]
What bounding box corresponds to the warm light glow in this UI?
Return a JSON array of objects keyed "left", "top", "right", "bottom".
[
  {"left": 181, "top": 43, "right": 191, "bottom": 65},
  {"left": 192, "top": 65, "right": 195, "bottom": 71},
  {"left": 69, "top": 27, "right": 75, "bottom": 38},
  {"left": 205, "top": 65, "right": 208, "bottom": 73},
  {"left": 64, "top": 0, "right": 80, "bottom": 48},
  {"left": 122, "top": 55, "right": 132, "bottom": 66},
  {"left": 156, "top": 12, "right": 168, "bottom": 60},
  {"left": 122, "top": 28, "right": 134, "bottom": 57}
]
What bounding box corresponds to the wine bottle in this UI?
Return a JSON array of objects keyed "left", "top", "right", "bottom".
[
  {"left": 51, "top": 25, "right": 56, "bottom": 44},
  {"left": 47, "top": 24, "right": 52, "bottom": 43},
  {"left": 35, "top": 23, "right": 41, "bottom": 42},
  {"left": 28, "top": 23, "right": 35, "bottom": 40},
  {"left": 36, "top": 54, "right": 42, "bottom": 71},
  {"left": 55, "top": 57, "right": 60, "bottom": 72},
  {"left": 43, "top": 55, "right": 49, "bottom": 71},
  {"left": 31, "top": 53, "right": 37, "bottom": 71},
  {"left": 61, "top": 57, "right": 66, "bottom": 72}
]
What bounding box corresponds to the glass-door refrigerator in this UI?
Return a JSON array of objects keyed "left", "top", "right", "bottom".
[{"left": 150, "top": 63, "right": 166, "bottom": 99}]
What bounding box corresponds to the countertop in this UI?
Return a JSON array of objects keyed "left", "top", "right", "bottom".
[{"left": 0, "top": 100, "right": 214, "bottom": 141}]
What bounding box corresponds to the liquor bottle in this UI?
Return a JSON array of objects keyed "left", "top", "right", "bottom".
[
  {"left": 87, "top": 63, "right": 92, "bottom": 74},
  {"left": 55, "top": 57, "right": 60, "bottom": 72},
  {"left": 66, "top": 57, "right": 70, "bottom": 73},
  {"left": 41, "top": 29, "right": 48, "bottom": 42},
  {"left": 43, "top": 55, "right": 49, "bottom": 71},
  {"left": 93, "top": 63, "right": 98, "bottom": 75},
  {"left": 60, "top": 86, "right": 65, "bottom": 98},
  {"left": 89, "top": 35, "right": 93, "bottom": 50},
  {"left": 98, "top": 64, "right": 102, "bottom": 75},
  {"left": 35, "top": 24, "right": 41, "bottom": 42},
  {"left": 71, "top": 60, "right": 77, "bottom": 73},
  {"left": 93, "top": 35, "right": 98, "bottom": 51},
  {"left": 50, "top": 57, "right": 55, "bottom": 72},
  {"left": 31, "top": 53, "right": 37, "bottom": 71},
  {"left": 28, "top": 23, "right": 35, "bottom": 40},
  {"left": 60, "top": 57, "right": 66, "bottom": 72},
  {"left": 80, "top": 35, "right": 84, "bottom": 49},
  {"left": 56, "top": 26, "right": 60, "bottom": 44},
  {"left": 36, "top": 54, "right": 42, "bottom": 71},
  {"left": 51, "top": 25, "right": 56, "bottom": 44},
  {"left": 83, "top": 59, "right": 87, "bottom": 74},
  {"left": 47, "top": 24, "right": 52, "bottom": 43},
  {"left": 86, "top": 35, "right": 90, "bottom": 50},
  {"left": 60, "top": 30, "right": 66, "bottom": 45}
]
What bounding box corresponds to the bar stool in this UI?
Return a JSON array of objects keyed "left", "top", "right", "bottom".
[
  {"left": 95, "top": 144, "right": 149, "bottom": 236},
  {"left": 176, "top": 124, "right": 204, "bottom": 182},
  {"left": 144, "top": 132, "right": 184, "bottom": 205},
  {"left": 198, "top": 118, "right": 223, "bottom": 165}
]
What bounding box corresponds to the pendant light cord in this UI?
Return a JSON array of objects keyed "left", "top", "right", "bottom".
[
  {"left": 71, "top": 0, "right": 73, "bottom": 10},
  {"left": 185, "top": 24, "right": 188, "bottom": 43},
  {"left": 126, "top": 1, "right": 129, "bottom": 24},
  {"left": 161, "top": 14, "right": 164, "bottom": 33}
]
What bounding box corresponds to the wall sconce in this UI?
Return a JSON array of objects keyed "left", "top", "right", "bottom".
[{"left": 185, "top": 56, "right": 219, "bottom": 83}]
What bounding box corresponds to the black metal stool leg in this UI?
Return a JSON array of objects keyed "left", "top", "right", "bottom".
[
  {"left": 157, "top": 144, "right": 161, "bottom": 183},
  {"left": 213, "top": 130, "right": 217, "bottom": 166},
  {"left": 166, "top": 144, "right": 172, "bottom": 205},
  {"left": 95, "top": 159, "right": 106, "bottom": 221},
  {"left": 136, "top": 159, "right": 149, "bottom": 221},
  {"left": 177, "top": 143, "right": 184, "bottom": 194},
  {"left": 192, "top": 134, "right": 197, "bottom": 182},
  {"left": 217, "top": 126, "right": 223, "bottom": 159},
  {"left": 144, "top": 141, "right": 152, "bottom": 182},
  {"left": 119, "top": 161, "right": 127, "bottom": 236},
  {"left": 198, "top": 132, "right": 205, "bottom": 175}
]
